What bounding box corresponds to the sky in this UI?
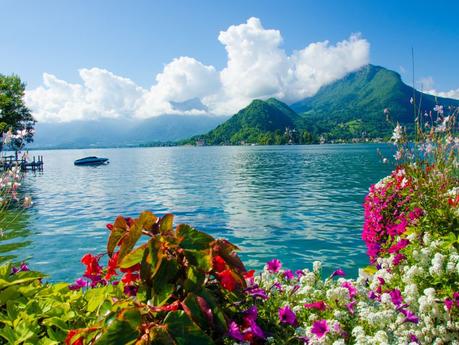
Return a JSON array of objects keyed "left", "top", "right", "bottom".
[{"left": 1, "top": 0, "right": 458, "bottom": 122}]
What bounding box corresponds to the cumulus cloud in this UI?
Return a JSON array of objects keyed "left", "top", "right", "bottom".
[
  {"left": 417, "top": 76, "right": 459, "bottom": 100},
  {"left": 26, "top": 17, "right": 371, "bottom": 122}
]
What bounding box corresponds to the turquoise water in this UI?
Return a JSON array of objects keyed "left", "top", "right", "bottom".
[{"left": 5, "top": 144, "right": 393, "bottom": 282}]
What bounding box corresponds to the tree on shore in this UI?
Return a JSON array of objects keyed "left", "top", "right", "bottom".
[{"left": 0, "top": 74, "right": 36, "bottom": 152}]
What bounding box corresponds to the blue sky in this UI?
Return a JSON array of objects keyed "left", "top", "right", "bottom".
[{"left": 1, "top": 0, "right": 458, "bottom": 121}]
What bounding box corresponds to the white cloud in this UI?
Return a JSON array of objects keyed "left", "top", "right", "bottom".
[
  {"left": 26, "top": 17, "right": 371, "bottom": 122},
  {"left": 415, "top": 77, "right": 459, "bottom": 100}
]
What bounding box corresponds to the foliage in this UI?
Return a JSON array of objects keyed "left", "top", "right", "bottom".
[
  {"left": 64, "top": 211, "right": 248, "bottom": 344},
  {"left": 0, "top": 75, "right": 35, "bottom": 150}
]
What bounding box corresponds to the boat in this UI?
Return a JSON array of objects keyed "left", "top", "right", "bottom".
[{"left": 74, "top": 156, "right": 109, "bottom": 166}]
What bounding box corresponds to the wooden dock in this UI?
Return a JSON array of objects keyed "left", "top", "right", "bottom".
[{"left": 1, "top": 155, "right": 44, "bottom": 172}]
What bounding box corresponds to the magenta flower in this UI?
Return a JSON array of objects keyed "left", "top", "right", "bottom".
[
  {"left": 243, "top": 306, "right": 258, "bottom": 321},
  {"left": 389, "top": 289, "right": 403, "bottom": 306},
  {"left": 304, "top": 301, "right": 326, "bottom": 311},
  {"left": 272, "top": 281, "right": 283, "bottom": 291},
  {"left": 346, "top": 300, "right": 357, "bottom": 315},
  {"left": 341, "top": 281, "right": 357, "bottom": 299},
  {"left": 388, "top": 239, "right": 410, "bottom": 254},
  {"left": 400, "top": 309, "right": 419, "bottom": 324},
  {"left": 278, "top": 306, "right": 297, "bottom": 326},
  {"left": 311, "top": 319, "right": 329, "bottom": 338},
  {"left": 283, "top": 269, "right": 295, "bottom": 280},
  {"left": 295, "top": 269, "right": 304, "bottom": 277},
  {"left": 266, "top": 259, "right": 282, "bottom": 273},
  {"left": 247, "top": 317, "right": 266, "bottom": 339},
  {"left": 409, "top": 334, "right": 419, "bottom": 343},
  {"left": 20, "top": 263, "right": 29, "bottom": 272},
  {"left": 227, "top": 321, "right": 244, "bottom": 341},
  {"left": 245, "top": 286, "right": 268, "bottom": 300},
  {"left": 444, "top": 298, "right": 454, "bottom": 311},
  {"left": 69, "top": 277, "right": 89, "bottom": 290},
  {"left": 392, "top": 253, "right": 406, "bottom": 266},
  {"left": 331, "top": 268, "right": 345, "bottom": 277}
]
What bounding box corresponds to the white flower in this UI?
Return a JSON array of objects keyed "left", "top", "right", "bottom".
[{"left": 391, "top": 123, "right": 403, "bottom": 144}]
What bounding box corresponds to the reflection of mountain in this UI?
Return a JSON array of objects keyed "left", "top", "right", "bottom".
[{"left": 30, "top": 114, "right": 229, "bottom": 149}]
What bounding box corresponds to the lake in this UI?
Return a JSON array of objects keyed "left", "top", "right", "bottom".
[{"left": 4, "top": 144, "right": 394, "bottom": 282}]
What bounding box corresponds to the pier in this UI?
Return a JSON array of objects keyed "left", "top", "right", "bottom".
[{"left": 1, "top": 155, "right": 44, "bottom": 172}]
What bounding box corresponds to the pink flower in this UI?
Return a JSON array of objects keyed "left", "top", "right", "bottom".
[
  {"left": 389, "top": 289, "right": 403, "bottom": 306},
  {"left": 331, "top": 268, "right": 345, "bottom": 277},
  {"left": 341, "top": 281, "right": 357, "bottom": 299},
  {"left": 304, "top": 301, "right": 326, "bottom": 311},
  {"left": 283, "top": 269, "right": 295, "bottom": 280},
  {"left": 228, "top": 321, "right": 244, "bottom": 341},
  {"left": 266, "top": 259, "right": 282, "bottom": 273},
  {"left": 278, "top": 306, "right": 297, "bottom": 326},
  {"left": 311, "top": 319, "right": 329, "bottom": 338}
]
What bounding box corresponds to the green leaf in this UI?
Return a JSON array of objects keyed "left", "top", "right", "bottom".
[
  {"left": 176, "top": 225, "right": 214, "bottom": 250},
  {"left": 183, "top": 266, "right": 205, "bottom": 293},
  {"left": 164, "top": 311, "right": 214, "bottom": 345},
  {"left": 183, "top": 250, "right": 212, "bottom": 273},
  {"left": 119, "top": 243, "right": 148, "bottom": 269},
  {"left": 95, "top": 309, "right": 141, "bottom": 345},
  {"left": 118, "top": 220, "right": 144, "bottom": 262},
  {"left": 138, "top": 210, "right": 158, "bottom": 233},
  {"left": 160, "top": 214, "right": 174, "bottom": 233},
  {"left": 149, "top": 325, "right": 176, "bottom": 345},
  {"left": 107, "top": 216, "right": 128, "bottom": 256}
]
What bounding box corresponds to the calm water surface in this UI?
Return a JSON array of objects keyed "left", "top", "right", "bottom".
[{"left": 6, "top": 144, "right": 393, "bottom": 281}]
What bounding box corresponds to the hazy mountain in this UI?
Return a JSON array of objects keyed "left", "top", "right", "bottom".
[
  {"left": 30, "top": 115, "right": 229, "bottom": 149},
  {"left": 290, "top": 64, "right": 459, "bottom": 139}
]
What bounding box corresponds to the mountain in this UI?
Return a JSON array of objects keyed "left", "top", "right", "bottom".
[
  {"left": 29, "top": 114, "right": 229, "bottom": 149},
  {"left": 290, "top": 64, "right": 459, "bottom": 139},
  {"left": 183, "top": 98, "right": 311, "bottom": 145}
]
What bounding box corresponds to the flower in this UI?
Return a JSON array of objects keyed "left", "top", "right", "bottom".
[
  {"left": 331, "top": 268, "right": 345, "bottom": 277},
  {"left": 304, "top": 301, "right": 326, "bottom": 311},
  {"left": 400, "top": 308, "right": 419, "bottom": 324},
  {"left": 311, "top": 319, "right": 329, "bottom": 338},
  {"left": 228, "top": 321, "right": 244, "bottom": 341},
  {"left": 213, "top": 255, "right": 227, "bottom": 273},
  {"left": 68, "top": 277, "right": 89, "bottom": 290},
  {"left": 245, "top": 286, "right": 268, "bottom": 299},
  {"left": 218, "top": 269, "right": 238, "bottom": 291},
  {"left": 278, "top": 306, "right": 297, "bottom": 326},
  {"left": 341, "top": 281, "right": 357, "bottom": 299},
  {"left": 105, "top": 252, "right": 119, "bottom": 280},
  {"left": 283, "top": 269, "right": 295, "bottom": 280},
  {"left": 81, "top": 254, "right": 102, "bottom": 277},
  {"left": 266, "top": 259, "right": 282, "bottom": 273},
  {"left": 389, "top": 289, "right": 403, "bottom": 306}
]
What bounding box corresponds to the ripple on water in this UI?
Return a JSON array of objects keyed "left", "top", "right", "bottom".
[{"left": 4, "top": 144, "right": 393, "bottom": 281}]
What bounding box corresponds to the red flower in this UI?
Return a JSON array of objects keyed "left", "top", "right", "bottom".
[
  {"left": 106, "top": 223, "right": 113, "bottom": 231},
  {"left": 213, "top": 255, "right": 227, "bottom": 273},
  {"left": 105, "top": 252, "right": 119, "bottom": 280},
  {"left": 81, "top": 254, "right": 102, "bottom": 277},
  {"left": 121, "top": 271, "right": 140, "bottom": 284},
  {"left": 218, "top": 269, "right": 238, "bottom": 291},
  {"left": 65, "top": 330, "right": 83, "bottom": 345},
  {"left": 244, "top": 269, "right": 255, "bottom": 279}
]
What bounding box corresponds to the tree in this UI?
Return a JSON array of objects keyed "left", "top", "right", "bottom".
[{"left": 0, "top": 74, "right": 36, "bottom": 151}]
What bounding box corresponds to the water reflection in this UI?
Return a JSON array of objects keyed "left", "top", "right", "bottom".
[{"left": 7, "top": 144, "right": 392, "bottom": 281}]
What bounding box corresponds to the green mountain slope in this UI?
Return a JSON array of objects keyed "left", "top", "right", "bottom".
[
  {"left": 184, "top": 98, "right": 311, "bottom": 145},
  {"left": 291, "top": 64, "right": 459, "bottom": 139}
]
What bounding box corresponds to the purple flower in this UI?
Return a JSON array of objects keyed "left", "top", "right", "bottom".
[
  {"left": 278, "top": 306, "right": 297, "bottom": 326},
  {"left": 295, "top": 269, "right": 304, "bottom": 277},
  {"left": 390, "top": 289, "right": 403, "bottom": 306},
  {"left": 444, "top": 298, "right": 454, "bottom": 311},
  {"left": 69, "top": 277, "right": 89, "bottom": 290},
  {"left": 304, "top": 301, "right": 326, "bottom": 311},
  {"left": 243, "top": 306, "right": 258, "bottom": 321},
  {"left": 346, "top": 300, "right": 357, "bottom": 315},
  {"left": 283, "top": 269, "right": 295, "bottom": 280},
  {"left": 341, "top": 281, "right": 357, "bottom": 299},
  {"left": 400, "top": 309, "right": 419, "bottom": 324},
  {"left": 247, "top": 317, "right": 265, "bottom": 339},
  {"left": 331, "top": 268, "right": 345, "bottom": 278},
  {"left": 123, "top": 285, "right": 138, "bottom": 297},
  {"left": 311, "top": 319, "right": 329, "bottom": 338},
  {"left": 272, "top": 281, "right": 283, "bottom": 291},
  {"left": 227, "top": 321, "right": 244, "bottom": 341},
  {"left": 368, "top": 291, "right": 378, "bottom": 300},
  {"left": 245, "top": 286, "right": 268, "bottom": 300},
  {"left": 409, "top": 334, "right": 419, "bottom": 343},
  {"left": 20, "top": 263, "right": 29, "bottom": 272},
  {"left": 266, "top": 259, "right": 282, "bottom": 273},
  {"left": 10, "top": 266, "right": 20, "bottom": 275}
]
